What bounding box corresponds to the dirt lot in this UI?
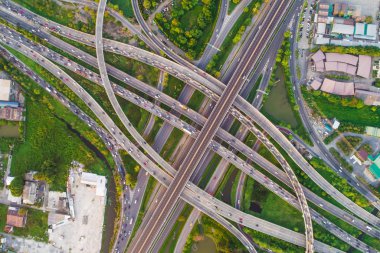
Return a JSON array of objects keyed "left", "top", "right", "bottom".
[{"left": 48, "top": 171, "right": 106, "bottom": 253}]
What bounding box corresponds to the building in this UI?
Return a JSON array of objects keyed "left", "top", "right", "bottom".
[
  {"left": 311, "top": 51, "right": 372, "bottom": 79},
  {"left": 331, "top": 23, "right": 354, "bottom": 35},
  {"left": 48, "top": 213, "right": 71, "bottom": 229},
  {"left": 357, "top": 55, "right": 372, "bottom": 79},
  {"left": 0, "top": 79, "right": 11, "bottom": 101},
  {"left": 310, "top": 79, "right": 322, "bottom": 90},
  {"left": 354, "top": 23, "right": 377, "bottom": 41},
  {"left": 332, "top": 118, "right": 340, "bottom": 129},
  {"left": 320, "top": 78, "right": 355, "bottom": 96},
  {"left": 366, "top": 126, "right": 380, "bottom": 137},
  {"left": 0, "top": 101, "right": 18, "bottom": 108},
  {"left": 0, "top": 107, "right": 23, "bottom": 121},
  {"left": 317, "top": 23, "right": 327, "bottom": 34},
  {"left": 4, "top": 207, "right": 27, "bottom": 233},
  {"left": 355, "top": 90, "right": 380, "bottom": 106},
  {"left": 22, "top": 181, "right": 38, "bottom": 205},
  {"left": 325, "top": 53, "right": 358, "bottom": 66},
  {"left": 368, "top": 153, "right": 380, "bottom": 180},
  {"left": 357, "top": 149, "right": 369, "bottom": 162},
  {"left": 80, "top": 172, "right": 106, "bottom": 197}
]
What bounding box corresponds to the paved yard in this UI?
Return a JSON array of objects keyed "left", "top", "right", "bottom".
[
  {"left": 1, "top": 233, "right": 62, "bottom": 253},
  {"left": 49, "top": 171, "right": 106, "bottom": 253}
]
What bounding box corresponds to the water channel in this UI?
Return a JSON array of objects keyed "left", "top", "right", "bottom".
[{"left": 262, "top": 66, "right": 298, "bottom": 128}]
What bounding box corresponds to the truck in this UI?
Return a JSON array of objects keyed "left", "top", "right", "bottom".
[
  {"left": 129, "top": 218, "right": 134, "bottom": 225},
  {"left": 179, "top": 104, "right": 189, "bottom": 111}
]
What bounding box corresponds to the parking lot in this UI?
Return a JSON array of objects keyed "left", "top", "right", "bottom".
[{"left": 49, "top": 171, "right": 106, "bottom": 253}]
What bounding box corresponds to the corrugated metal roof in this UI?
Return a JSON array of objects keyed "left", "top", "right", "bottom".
[
  {"left": 331, "top": 24, "right": 354, "bottom": 35},
  {"left": 0, "top": 79, "right": 11, "bottom": 101},
  {"left": 357, "top": 55, "right": 372, "bottom": 79}
]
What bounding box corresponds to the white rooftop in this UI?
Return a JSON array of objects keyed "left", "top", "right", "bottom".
[
  {"left": 0, "top": 79, "right": 11, "bottom": 101},
  {"left": 80, "top": 172, "right": 106, "bottom": 197},
  {"left": 332, "top": 24, "right": 354, "bottom": 35},
  {"left": 317, "top": 23, "right": 326, "bottom": 34}
]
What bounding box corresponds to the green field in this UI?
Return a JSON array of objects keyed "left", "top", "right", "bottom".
[
  {"left": 160, "top": 128, "right": 184, "bottom": 162},
  {"left": 13, "top": 0, "right": 96, "bottom": 33},
  {"left": 0, "top": 204, "right": 7, "bottom": 229},
  {"left": 0, "top": 55, "right": 111, "bottom": 192},
  {"left": 183, "top": 215, "right": 244, "bottom": 252},
  {"left": 159, "top": 205, "right": 193, "bottom": 253},
  {"left": 163, "top": 75, "right": 186, "bottom": 100},
  {"left": 110, "top": 0, "right": 134, "bottom": 18},
  {"left": 303, "top": 88, "right": 380, "bottom": 127}
]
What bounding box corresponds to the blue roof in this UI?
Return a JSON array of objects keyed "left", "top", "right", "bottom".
[{"left": 0, "top": 101, "right": 19, "bottom": 108}]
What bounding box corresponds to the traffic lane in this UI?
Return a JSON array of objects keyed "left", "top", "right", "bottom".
[
  {"left": 287, "top": 16, "right": 380, "bottom": 210},
  {"left": 1, "top": 33, "right": 336, "bottom": 253},
  {"left": 128, "top": 1, "right": 313, "bottom": 252},
  {"left": 6, "top": 24, "right": 378, "bottom": 238},
  {"left": 2, "top": 2, "right": 378, "bottom": 231},
  {"left": 0, "top": 45, "right": 135, "bottom": 253},
  {"left": 2, "top": 38, "right": 354, "bottom": 252}
]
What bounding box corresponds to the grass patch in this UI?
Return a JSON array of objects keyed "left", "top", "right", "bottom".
[
  {"left": 119, "top": 150, "right": 140, "bottom": 189},
  {"left": 246, "top": 74, "right": 262, "bottom": 103},
  {"left": 329, "top": 148, "right": 354, "bottom": 173},
  {"left": 302, "top": 87, "right": 380, "bottom": 128},
  {"left": 228, "top": 0, "right": 238, "bottom": 14},
  {"left": 187, "top": 90, "right": 206, "bottom": 112},
  {"left": 163, "top": 75, "right": 185, "bottom": 100},
  {"left": 110, "top": 0, "right": 134, "bottom": 18},
  {"left": 159, "top": 205, "right": 193, "bottom": 253},
  {"left": 206, "top": 0, "right": 263, "bottom": 77},
  {"left": 323, "top": 131, "right": 339, "bottom": 144},
  {"left": 160, "top": 128, "right": 184, "bottom": 162},
  {"left": 0, "top": 54, "right": 110, "bottom": 191},
  {"left": 183, "top": 215, "right": 244, "bottom": 252},
  {"left": 230, "top": 171, "right": 241, "bottom": 206},
  {"left": 13, "top": 0, "right": 96, "bottom": 33},
  {"left": 0, "top": 204, "right": 7, "bottom": 229},
  {"left": 336, "top": 136, "right": 362, "bottom": 156},
  {"left": 198, "top": 154, "right": 222, "bottom": 189},
  {"left": 243, "top": 227, "right": 304, "bottom": 253},
  {"left": 228, "top": 120, "right": 241, "bottom": 136}
]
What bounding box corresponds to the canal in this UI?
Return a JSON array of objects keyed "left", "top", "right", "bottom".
[{"left": 262, "top": 66, "right": 298, "bottom": 128}]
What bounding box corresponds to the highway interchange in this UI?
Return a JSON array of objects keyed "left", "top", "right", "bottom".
[{"left": 0, "top": 0, "right": 380, "bottom": 252}]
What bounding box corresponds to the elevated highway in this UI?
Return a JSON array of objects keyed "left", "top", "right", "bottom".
[
  {"left": 0, "top": 37, "right": 342, "bottom": 253},
  {"left": 0, "top": 0, "right": 378, "bottom": 249},
  {"left": 1, "top": 24, "right": 379, "bottom": 244}
]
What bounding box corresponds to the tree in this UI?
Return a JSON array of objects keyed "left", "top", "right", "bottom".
[
  {"left": 9, "top": 176, "right": 24, "bottom": 196},
  {"left": 365, "top": 16, "right": 373, "bottom": 24},
  {"left": 143, "top": 0, "right": 151, "bottom": 10}
]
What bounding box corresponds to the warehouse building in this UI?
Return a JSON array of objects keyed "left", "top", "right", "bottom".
[{"left": 0, "top": 79, "right": 11, "bottom": 101}]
